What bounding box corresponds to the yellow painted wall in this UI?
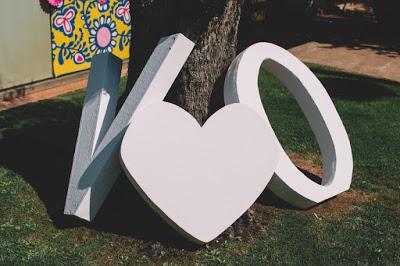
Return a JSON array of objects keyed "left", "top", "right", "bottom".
[{"left": 51, "top": 0, "right": 131, "bottom": 77}]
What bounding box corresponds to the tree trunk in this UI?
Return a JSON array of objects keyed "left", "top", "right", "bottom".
[
  {"left": 125, "top": 0, "right": 258, "bottom": 241},
  {"left": 126, "top": 0, "right": 244, "bottom": 124}
]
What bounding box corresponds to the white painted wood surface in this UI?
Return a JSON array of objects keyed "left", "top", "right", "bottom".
[
  {"left": 224, "top": 43, "right": 353, "bottom": 208},
  {"left": 64, "top": 34, "right": 195, "bottom": 220},
  {"left": 120, "top": 102, "right": 279, "bottom": 243}
]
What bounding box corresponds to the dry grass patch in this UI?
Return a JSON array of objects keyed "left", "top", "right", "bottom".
[
  {"left": 308, "top": 190, "right": 373, "bottom": 219},
  {"left": 286, "top": 151, "right": 374, "bottom": 218}
]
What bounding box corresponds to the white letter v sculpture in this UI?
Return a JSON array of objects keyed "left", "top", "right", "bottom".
[{"left": 64, "top": 34, "right": 195, "bottom": 220}]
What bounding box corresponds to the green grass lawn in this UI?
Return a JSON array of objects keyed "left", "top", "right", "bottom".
[{"left": 0, "top": 65, "right": 399, "bottom": 265}]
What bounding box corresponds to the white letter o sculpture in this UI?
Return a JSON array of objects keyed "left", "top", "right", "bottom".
[{"left": 224, "top": 43, "right": 353, "bottom": 208}]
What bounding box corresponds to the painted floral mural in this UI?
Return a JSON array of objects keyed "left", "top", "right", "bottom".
[{"left": 51, "top": 0, "right": 131, "bottom": 76}]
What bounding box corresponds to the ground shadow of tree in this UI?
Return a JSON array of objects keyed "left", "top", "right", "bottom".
[
  {"left": 238, "top": 4, "right": 400, "bottom": 56},
  {"left": 307, "top": 15, "right": 400, "bottom": 57},
  {"left": 312, "top": 67, "right": 399, "bottom": 100},
  {"left": 0, "top": 100, "right": 83, "bottom": 227},
  {"left": 0, "top": 67, "right": 397, "bottom": 249},
  {"left": 257, "top": 168, "right": 322, "bottom": 210},
  {"left": 0, "top": 98, "right": 198, "bottom": 249},
  {"left": 0, "top": 96, "right": 324, "bottom": 249}
]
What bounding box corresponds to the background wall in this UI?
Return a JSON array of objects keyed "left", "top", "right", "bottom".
[{"left": 0, "top": 0, "right": 53, "bottom": 90}]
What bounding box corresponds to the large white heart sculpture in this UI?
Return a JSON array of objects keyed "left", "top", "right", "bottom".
[{"left": 120, "top": 102, "right": 279, "bottom": 243}]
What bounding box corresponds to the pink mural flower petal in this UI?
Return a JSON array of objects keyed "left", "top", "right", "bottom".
[{"left": 48, "top": 0, "right": 63, "bottom": 7}]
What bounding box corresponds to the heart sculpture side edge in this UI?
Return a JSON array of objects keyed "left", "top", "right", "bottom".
[{"left": 120, "top": 102, "right": 280, "bottom": 244}]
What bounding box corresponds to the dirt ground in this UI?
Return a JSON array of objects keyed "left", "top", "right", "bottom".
[{"left": 289, "top": 41, "right": 400, "bottom": 82}]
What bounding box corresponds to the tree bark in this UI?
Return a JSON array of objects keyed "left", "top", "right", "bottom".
[
  {"left": 126, "top": 0, "right": 244, "bottom": 124},
  {"left": 125, "top": 0, "right": 259, "bottom": 241}
]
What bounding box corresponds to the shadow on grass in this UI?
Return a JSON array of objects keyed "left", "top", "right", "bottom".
[
  {"left": 0, "top": 68, "right": 397, "bottom": 249},
  {"left": 257, "top": 168, "right": 322, "bottom": 210},
  {"left": 310, "top": 67, "right": 399, "bottom": 100},
  {"left": 0, "top": 99, "right": 199, "bottom": 250},
  {"left": 0, "top": 99, "right": 326, "bottom": 249},
  {"left": 0, "top": 100, "right": 81, "bottom": 227},
  {"left": 322, "top": 77, "right": 397, "bottom": 100}
]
